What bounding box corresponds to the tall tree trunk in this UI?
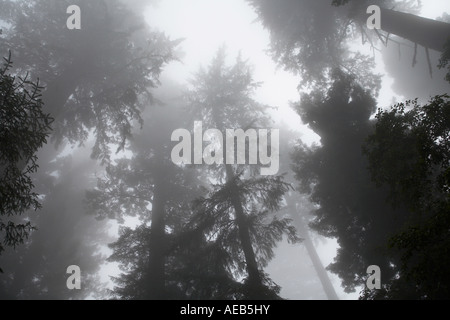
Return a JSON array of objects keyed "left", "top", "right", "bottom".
[
  {"left": 147, "top": 167, "right": 166, "bottom": 300},
  {"left": 225, "top": 165, "right": 265, "bottom": 299},
  {"left": 299, "top": 222, "right": 339, "bottom": 300},
  {"left": 286, "top": 195, "right": 339, "bottom": 300},
  {"left": 378, "top": 8, "right": 450, "bottom": 52}
]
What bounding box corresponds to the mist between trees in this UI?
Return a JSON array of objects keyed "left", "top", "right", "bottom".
[{"left": 0, "top": 0, "right": 449, "bottom": 300}]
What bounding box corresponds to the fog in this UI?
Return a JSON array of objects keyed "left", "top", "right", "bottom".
[{"left": 1, "top": 0, "right": 449, "bottom": 301}]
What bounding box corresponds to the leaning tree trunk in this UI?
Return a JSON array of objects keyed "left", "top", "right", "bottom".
[
  {"left": 285, "top": 195, "right": 339, "bottom": 300},
  {"left": 299, "top": 222, "right": 339, "bottom": 300},
  {"left": 378, "top": 8, "right": 450, "bottom": 52}
]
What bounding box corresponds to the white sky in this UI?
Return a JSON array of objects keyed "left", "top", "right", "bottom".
[{"left": 136, "top": 0, "right": 450, "bottom": 300}]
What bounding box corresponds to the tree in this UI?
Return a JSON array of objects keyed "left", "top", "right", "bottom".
[
  {"left": 332, "top": 0, "right": 450, "bottom": 52},
  {"left": 274, "top": 127, "right": 339, "bottom": 300},
  {"left": 362, "top": 95, "right": 450, "bottom": 299},
  {"left": 0, "top": 0, "right": 178, "bottom": 298},
  {"left": 247, "top": 0, "right": 450, "bottom": 88},
  {"left": 284, "top": 192, "right": 339, "bottom": 300},
  {"left": 291, "top": 70, "right": 411, "bottom": 294},
  {"left": 0, "top": 0, "right": 178, "bottom": 163},
  {"left": 182, "top": 49, "right": 299, "bottom": 299},
  {"left": 86, "top": 84, "right": 211, "bottom": 299},
  {"left": 91, "top": 50, "right": 300, "bottom": 300},
  {"left": 0, "top": 53, "right": 52, "bottom": 268},
  {"left": 0, "top": 149, "right": 109, "bottom": 299},
  {"left": 249, "top": 0, "right": 450, "bottom": 298}
]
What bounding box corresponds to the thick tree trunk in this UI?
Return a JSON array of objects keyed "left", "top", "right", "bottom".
[
  {"left": 147, "top": 169, "right": 167, "bottom": 300},
  {"left": 225, "top": 165, "right": 265, "bottom": 299},
  {"left": 286, "top": 195, "right": 339, "bottom": 300},
  {"left": 379, "top": 8, "right": 450, "bottom": 52}
]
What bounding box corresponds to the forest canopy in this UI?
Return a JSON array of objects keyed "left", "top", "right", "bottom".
[{"left": 0, "top": 0, "right": 449, "bottom": 302}]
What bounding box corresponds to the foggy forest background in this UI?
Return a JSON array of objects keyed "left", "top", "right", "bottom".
[{"left": 0, "top": 0, "right": 449, "bottom": 300}]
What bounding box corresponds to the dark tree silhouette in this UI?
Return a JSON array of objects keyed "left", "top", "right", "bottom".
[
  {"left": 0, "top": 0, "right": 178, "bottom": 162},
  {"left": 362, "top": 95, "right": 450, "bottom": 299},
  {"left": 291, "top": 70, "right": 411, "bottom": 294},
  {"left": 332, "top": 0, "right": 450, "bottom": 52},
  {"left": 86, "top": 85, "right": 210, "bottom": 299},
  {"left": 250, "top": 0, "right": 450, "bottom": 299},
  {"left": 248, "top": 0, "right": 450, "bottom": 88},
  {"left": 0, "top": 53, "right": 52, "bottom": 268},
  {"left": 182, "top": 49, "right": 300, "bottom": 299},
  {"left": 0, "top": 0, "right": 178, "bottom": 298}
]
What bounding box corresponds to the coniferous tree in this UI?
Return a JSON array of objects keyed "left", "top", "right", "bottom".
[
  {"left": 0, "top": 149, "right": 109, "bottom": 299},
  {"left": 0, "top": 0, "right": 178, "bottom": 298},
  {"left": 0, "top": 53, "right": 52, "bottom": 272},
  {"left": 249, "top": 0, "right": 450, "bottom": 298},
  {"left": 278, "top": 128, "right": 339, "bottom": 300},
  {"left": 291, "top": 70, "right": 411, "bottom": 294},
  {"left": 181, "top": 49, "right": 299, "bottom": 299},
  {"left": 86, "top": 87, "right": 211, "bottom": 299},
  {"left": 266, "top": 127, "right": 339, "bottom": 300},
  {"left": 0, "top": 0, "right": 178, "bottom": 162}
]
